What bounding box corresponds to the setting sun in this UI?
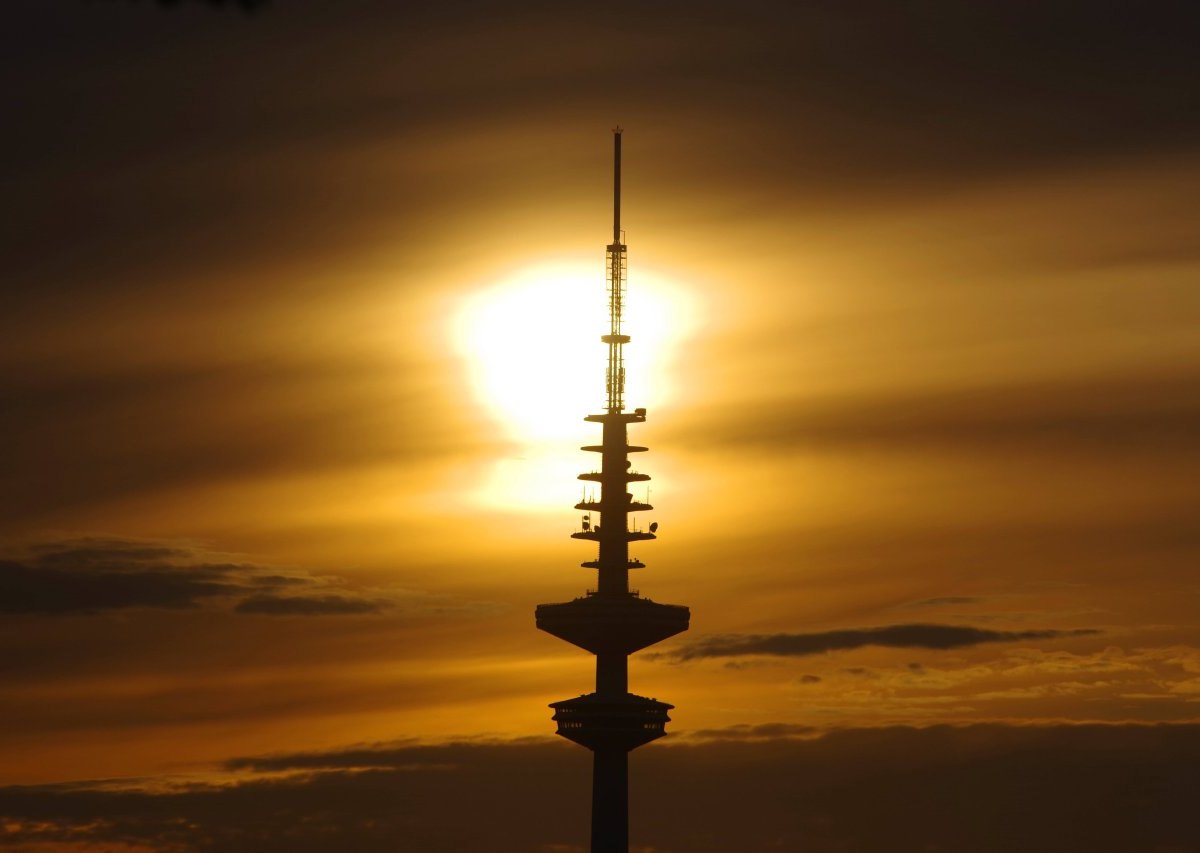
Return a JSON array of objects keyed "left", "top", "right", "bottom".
[
  {"left": 449, "top": 262, "right": 696, "bottom": 511},
  {"left": 451, "top": 261, "right": 695, "bottom": 444}
]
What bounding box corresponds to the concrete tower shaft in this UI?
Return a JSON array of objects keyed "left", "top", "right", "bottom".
[{"left": 534, "top": 129, "right": 691, "bottom": 853}]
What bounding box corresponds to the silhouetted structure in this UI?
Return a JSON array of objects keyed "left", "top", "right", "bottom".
[{"left": 536, "top": 130, "right": 690, "bottom": 853}]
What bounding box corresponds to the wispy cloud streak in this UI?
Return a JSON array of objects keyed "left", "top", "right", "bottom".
[
  {"left": 662, "top": 624, "right": 1101, "bottom": 661},
  {"left": 0, "top": 538, "right": 385, "bottom": 616}
]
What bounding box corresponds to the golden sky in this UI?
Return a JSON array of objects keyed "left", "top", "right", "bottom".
[{"left": 1, "top": 1, "right": 1199, "bottom": 850}]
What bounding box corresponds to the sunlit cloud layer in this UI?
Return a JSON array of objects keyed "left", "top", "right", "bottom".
[{"left": 3, "top": 725, "right": 1199, "bottom": 852}]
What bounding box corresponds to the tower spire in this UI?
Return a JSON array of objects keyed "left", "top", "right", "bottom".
[
  {"left": 604, "top": 128, "right": 629, "bottom": 414},
  {"left": 613, "top": 126, "right": 622, "bottom": 244},
  {"left": 535, "top": 130, "right": 691, "bottom": 853}
]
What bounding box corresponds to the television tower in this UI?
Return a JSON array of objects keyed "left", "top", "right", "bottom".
[{"left": 535, "top": 129, "right": 690, "bottom": 853}]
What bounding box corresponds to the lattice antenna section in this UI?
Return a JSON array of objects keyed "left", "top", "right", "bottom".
[
  {"left": 603, "top": 127, "right": 630, "bottom": 414},
  {"left": 603, "top": 243, "right": 628, "bottom": 413}
]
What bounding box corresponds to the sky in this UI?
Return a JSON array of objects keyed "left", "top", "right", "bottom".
[{"left": 1, "top": 0, "right": 1199, "bottom": 850}]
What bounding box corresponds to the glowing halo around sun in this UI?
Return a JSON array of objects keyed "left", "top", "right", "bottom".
[
  {"left": 452, "top": 262, "right": 692, "bottom": 442},
  {"left": 450, "top": 261, "right": 696, "bottom": 510}
]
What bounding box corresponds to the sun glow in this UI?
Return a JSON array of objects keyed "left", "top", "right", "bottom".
[
  {"left": 451, "top": 261, "right": 695, "bottom": 510},
  {"left": 453, "top": 261, "right": 691, "bottom": 442}
]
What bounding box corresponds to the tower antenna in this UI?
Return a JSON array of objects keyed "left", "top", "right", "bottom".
[
  {"left": 604, "top": 127, "right": 629, "bottom": 414},
  {"left": 613, "top": 125, "right": 622, "bottom": 245}
]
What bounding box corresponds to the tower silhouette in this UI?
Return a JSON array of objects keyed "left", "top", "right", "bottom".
[{"left": 535, "top": 129, "right": 691, "bottom": 853}]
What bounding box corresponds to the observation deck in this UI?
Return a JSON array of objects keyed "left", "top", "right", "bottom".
[
  {"left": 578, "top": 471, "right": 651, "bottom": 483},
  {"left": 580, "top": 558, "right": 646, "bottom": 570},
  {"left": 571, "top": 530, "right": 656, "bottom": 542},
  {"left": 550, "top": 692, "right": 673, "bottom": 751},
  {"left": 574, "top": 500, "right": 653, "bottom": 513},
  {"left": 536, "top": 594, "right": 689, "bottom": 656},
  {"left": 585, "top": 410, "right": 646, "bottom": 424}
]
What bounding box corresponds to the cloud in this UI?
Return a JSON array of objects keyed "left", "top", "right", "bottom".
[
  {"left": 843, "top": 666, "right": 877, "bottom": 678},
  {"left": 96, "top": 0, "right": 269, "bottom": 11},
  {"left": 1, "top": 724, "right": 1198, "bottom": 852},
  {"left": 684, "top": 722, "right": 818, "bottom": 741},
  {"left": 906, "top": 596, "right": 980, "bottom": 608},
  {"left": 4, "top": 0, "right": 1198, "bottom": 315},
  {"left": 148, "top": 0, "right": 268, "bottom": 10},
  {"left": 223, "top": 740, "right": 423, "bottom": 773},
  {"left": 0, "top": 358, "right": 482, "bottom": 525},
  {"left": 673, "top": 370, "right": 1200, "bottom": 456},
  {"left": 662, "top": 624, "right": 1101, "bottom": 661},
  {"left": 0, "top": 538, "right": 385, "bottom": 617},
  {"left": 0, "top": 539, "right": 251, "bottom": 614},
  {"left": 233, "top": 594, "right": 386, "bottom": 616}
]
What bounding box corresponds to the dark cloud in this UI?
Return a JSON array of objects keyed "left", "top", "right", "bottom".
[
  {"left": 148, "top": 0, "right": 269, "bottom": 10},
  {"left": 0, "top": 538, "right": 383, "bottom": 616},
  {"left": 234, "top": 593, "right": 386, "bottom": 616},
  {"left": 224, "top": 740, "right": 423, "bottom": 773},
  {"left": 685, "top": 722, "right": 818, "bottom": 741},
  {"left": 0, "top": 539, "right": 250, "bottom": 614},
  {"left": 674, "top": 371, "right": 1200, "bottom": 456},
  {"left": 662, "top": 624, "right": 1101, "bottom": 661},
  {"left": 0, "top": 359, "right": 481, "bottom": 526},
  {"left": 2, "top": 0, "right": 1198, "bottom": 307},
  {"left": 906, "top": 596, "right": 980, "bottom": 608},
  {"left": 91, "top": 0, "right": 268, "bottom": 11},
  {"left": 1, "top": 725, "right": 1198, "bottom": 852}
]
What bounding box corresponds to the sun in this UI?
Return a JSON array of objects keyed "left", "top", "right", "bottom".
[
  {"left": 452, "top": 261, "right": 690, "bottom": 443},
  {"left": 450, "top": 261, "right": 694, "bottom": 510}
]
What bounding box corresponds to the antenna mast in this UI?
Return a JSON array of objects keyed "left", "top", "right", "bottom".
[{"left": 604, "top": 127, "right": 629, "bottom": 413}]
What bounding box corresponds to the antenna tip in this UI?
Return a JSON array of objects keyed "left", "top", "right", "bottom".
[{"left": 613, "top": 125, "right": 623, "bottom": 135}]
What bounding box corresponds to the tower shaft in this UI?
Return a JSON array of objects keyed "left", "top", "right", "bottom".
[
  {"left": 535, "top": 129, "right": 690, "bottom": 853},
  {"left": 593, "top": 749, "right": 628, "bottom": 852}
]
